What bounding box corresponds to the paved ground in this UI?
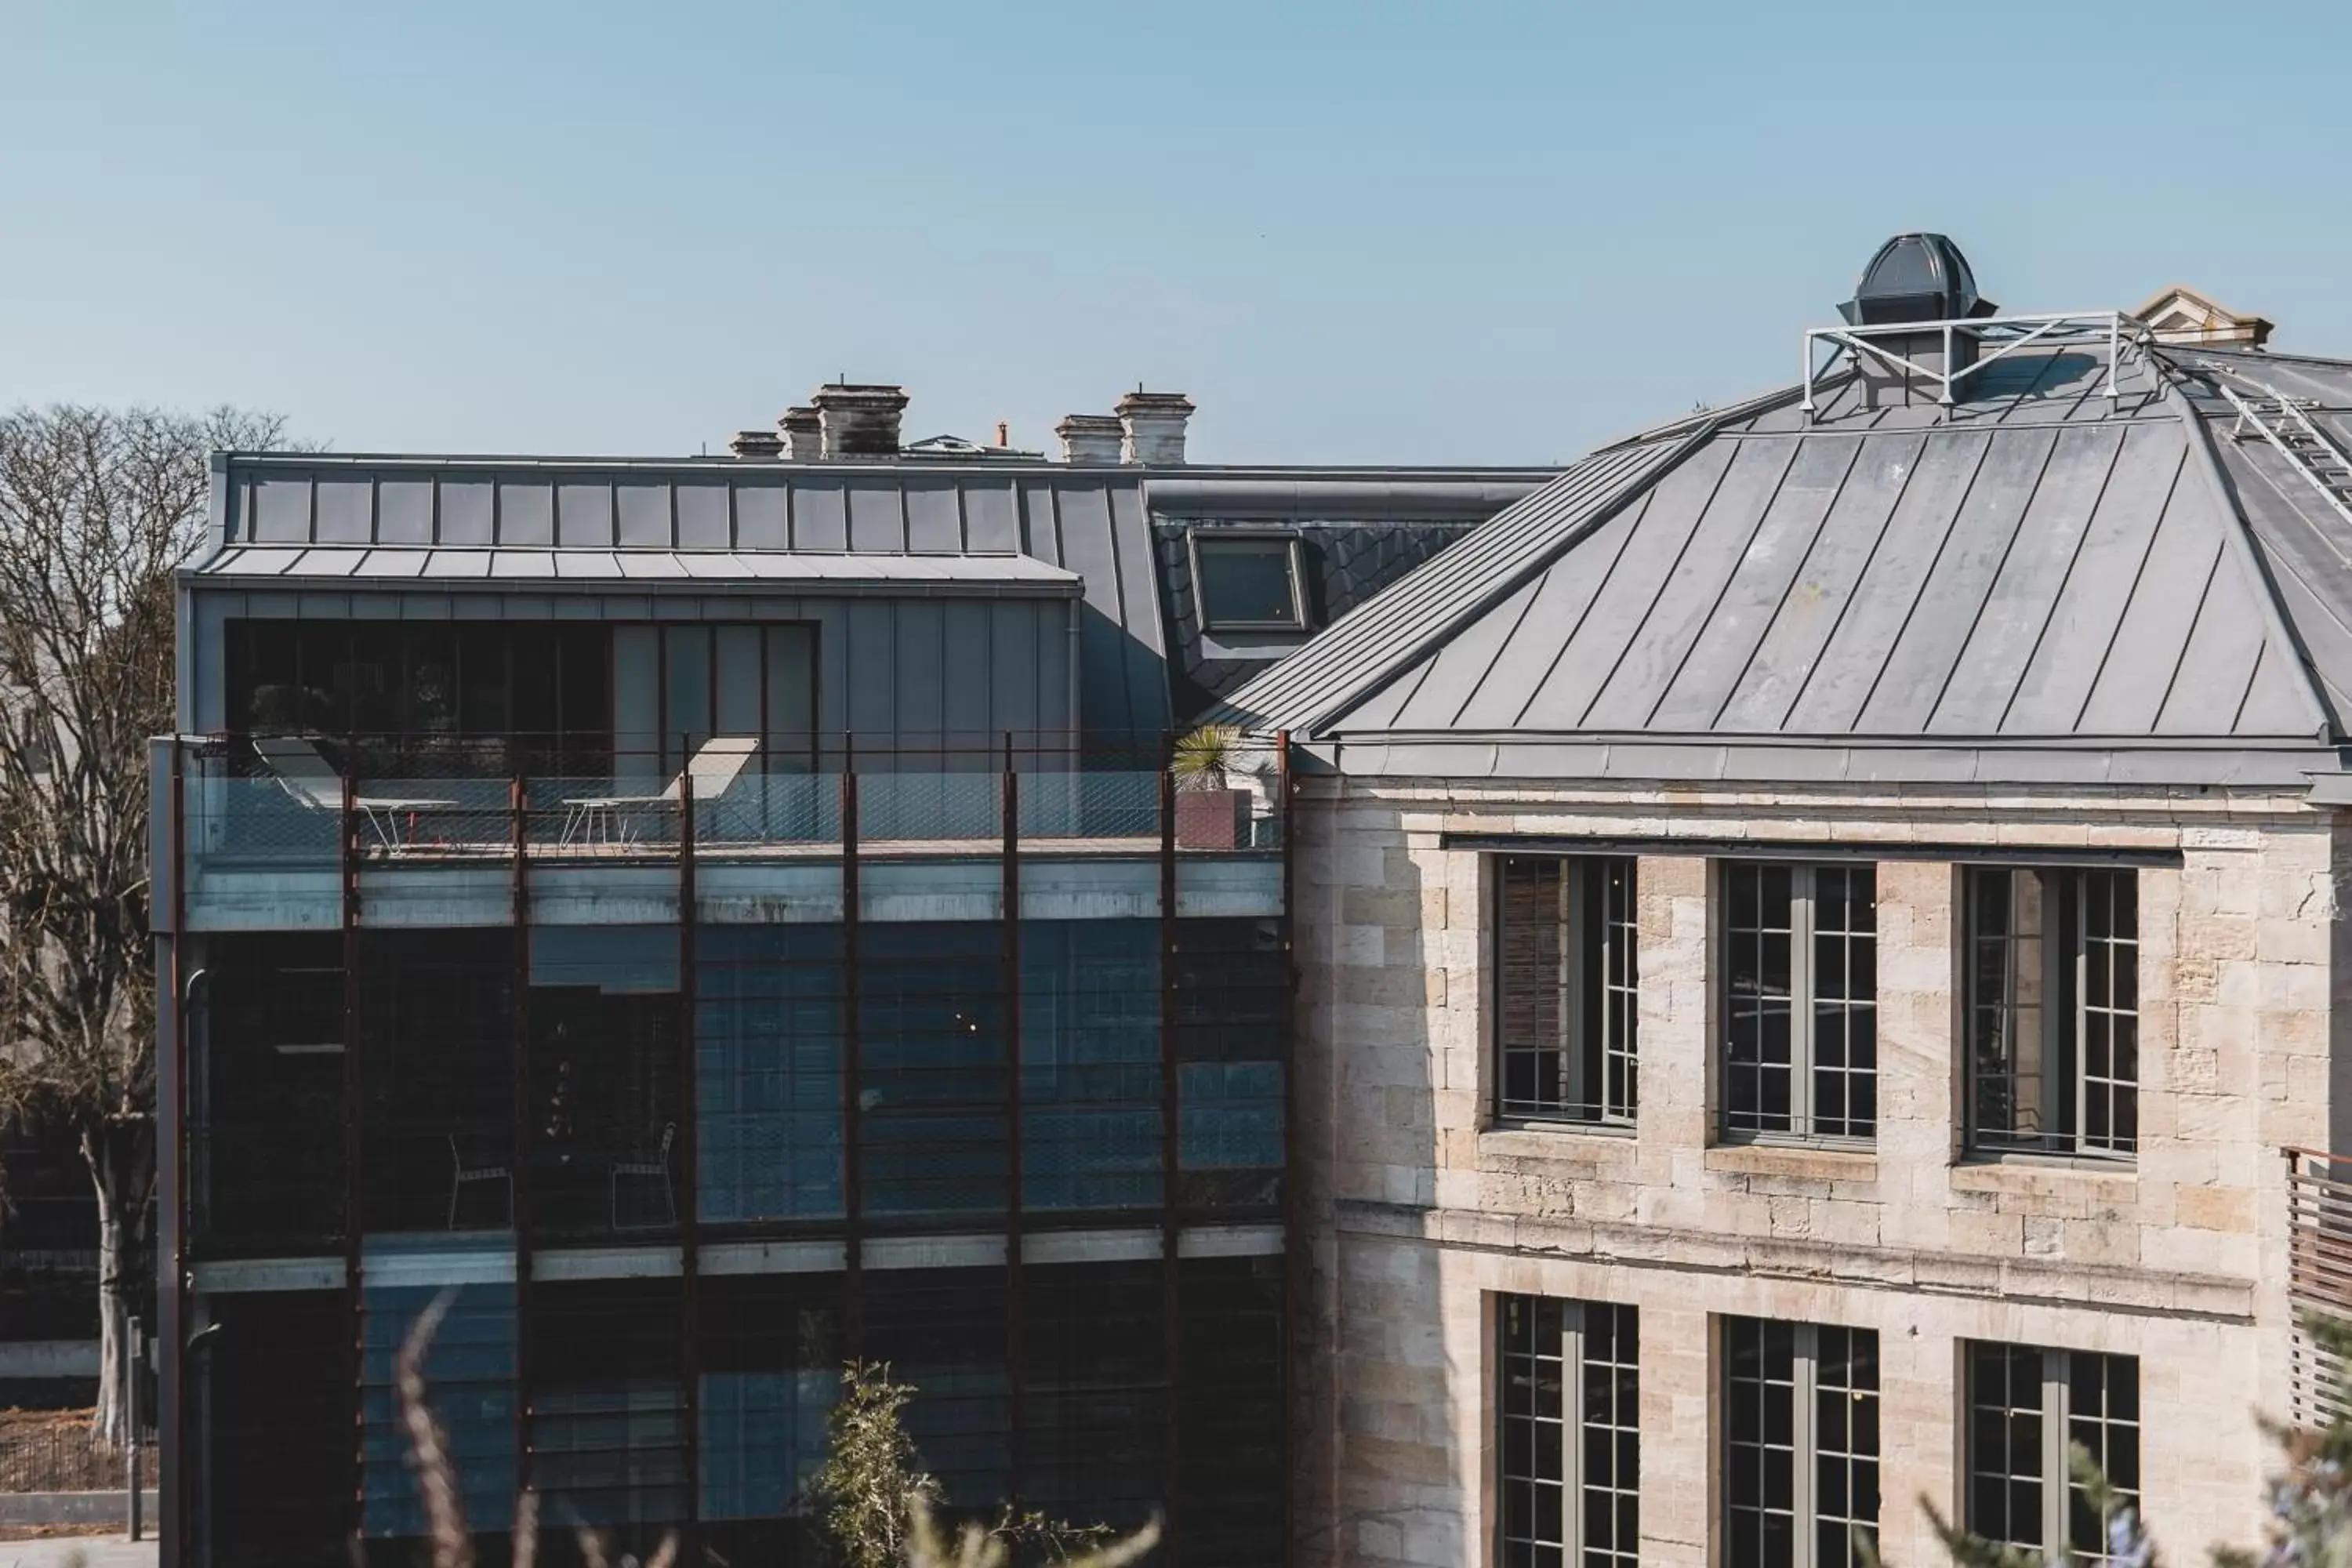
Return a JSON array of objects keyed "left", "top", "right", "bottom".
[{"left": 0, "top": 1537, "right": 156, "bottom": 1568}]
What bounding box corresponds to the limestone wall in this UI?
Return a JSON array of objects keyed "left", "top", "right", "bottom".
[{"left": 1292, "top": 779, "right": 2342, "bottom": 1567}]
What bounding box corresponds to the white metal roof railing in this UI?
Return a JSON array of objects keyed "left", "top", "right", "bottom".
[{"left": 1801, "top": 309, "right": 2156, "bottom": 418}]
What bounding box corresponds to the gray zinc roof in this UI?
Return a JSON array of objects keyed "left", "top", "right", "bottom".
[
  {"left": 188, "top": 544, "right": 1083, "bottom": 592},
  {"left": 1219, "top": 343, "right": 2351, "bottom": 788},
  {"left": 200, "top": 452, "right": 1173, "bottom": 741}
]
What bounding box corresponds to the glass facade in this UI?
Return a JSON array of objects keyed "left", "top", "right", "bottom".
[
  {"left": 1173, "top": 919, "right": 1287, "bottom": 1213},
  {"left": 176, "top": 738, "right": 1290, "bottom": 1568},
  {"left": 698, "top": 926, "right": 847, "bottom": 1223},
  {"left": 1023, "top": 921, "right": 1162, "bottom": 1211}
]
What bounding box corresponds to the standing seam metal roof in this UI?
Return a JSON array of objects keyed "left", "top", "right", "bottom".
[{"left": 1219, "top": 343, "right": 2347, "bottom": 770}]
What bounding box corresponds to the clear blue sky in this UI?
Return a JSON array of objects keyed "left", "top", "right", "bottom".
[{"left": 5, "top": 1, "right": 2348, "bottom": 464}]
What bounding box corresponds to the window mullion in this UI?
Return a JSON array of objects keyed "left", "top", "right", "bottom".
[
  {"left": 2043, "top": 1348, "right": 2070, "bottom": 1554},
  {"left": 1562, "top": 860, "right": 1583, "bottom": 1116},
  {"left": 1563, "top": 1301, "right": 1588, "bottom": 1558},
  {"left": 1605, "top": 861, "right": 1632, "bottom": 1123},
  {"left": 1794, "top": 1323, "right": 1820, "bottom": 1568},
  {"left": 2070, "top": 877, "right": 2089, "bottom": 1156},
  {"left": 1792, "top": 868, "right": 1816, "bottom": 1138}
]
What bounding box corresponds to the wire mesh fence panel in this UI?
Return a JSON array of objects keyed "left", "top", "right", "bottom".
[
  {"left": 351, "top": 777, "right": 514, "bottom": 857},
  {"left": 525, "top": 778, "right": 681, "bottom": 852},
  {"left": 184, "top": 774, "right": 343, "bottom": 865},
  {"left": 0, "top": 1421, "right": 159, "bottom": 1493},
  {"left": 858, "top": 771, "right": 1004, "bottom": 842},
  {"left": 694, "top": 772, "right": 842, "bottom": 848},
  {"left": 1017, "top": 771, "right": 1162, "bottom": 840}
]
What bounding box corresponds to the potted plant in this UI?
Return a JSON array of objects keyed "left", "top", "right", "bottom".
[{"left": 1171, "top": 725, "right": 1253, "bottom": 849}]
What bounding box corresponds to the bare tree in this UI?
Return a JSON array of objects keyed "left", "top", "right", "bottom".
[{"left": 0, "top": 404, "right": 291, "bottom": 1445}]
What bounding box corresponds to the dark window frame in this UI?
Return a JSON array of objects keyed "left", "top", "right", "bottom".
[
  {"left": 1188, "top": 530, "right": 1308, "bottom": 632},
  {"left": 1498, "top": 1294, "right": 1639, "bottom": 1568},
  {"left": 1964, "top": 1341, "right": 2140, "bottom": 1562},
  {"left": 1722, "top": 1316, "right": 1880, "bottom": 1568},
  {"left": 1719, "top": 863, "right": 1878, "bottom": 1145},
  {"left": 1494, "top": 855, "right": 1639, "bottom": 1128},
  {"left": 1964, "top": 867, "right": 2140, "bottom": 1160}
]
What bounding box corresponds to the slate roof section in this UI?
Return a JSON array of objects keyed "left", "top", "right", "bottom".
[{"left": 1220, "top": 343, "right": 2352, "bottom": 786}]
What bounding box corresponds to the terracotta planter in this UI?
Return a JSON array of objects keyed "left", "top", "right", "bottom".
[{"left": 1174, "top": 787, "right": 1247, "bottom": 850}]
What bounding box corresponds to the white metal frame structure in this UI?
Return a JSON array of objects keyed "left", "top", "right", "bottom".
[
  {"left": 2207, "top": 368, "right": 2352, "bottom": 533},
  {"left": 1801, "top": 310, "right": 2155, "bottom": 418}
]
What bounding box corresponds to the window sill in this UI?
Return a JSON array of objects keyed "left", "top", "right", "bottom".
[
  {"left": 1949, "top": 1155, "right": 2136, "bottom": 1197},
  {"left": 1704, "top": 1143, "right": 1878, "bottom": 1181},
  {"left": 1479, "top": 1124, "right": 1639, "bottom": 1163}
]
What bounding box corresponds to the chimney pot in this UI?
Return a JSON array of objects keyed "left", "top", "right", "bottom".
[
  {"left": 728, "top": 429, "right": 783, "bottom": 459},
  {"left": 778, "top": 406, "right": 823, "bottom": 461},
  {"left": 1115, "top": 390, "right": 1195, "bottom": 465},
  {"left": 808, "top": 383, "right": 909, "bottom": 459},
  {"left": 1055, "top": 413, "right": 1125, "bottom": 465}
]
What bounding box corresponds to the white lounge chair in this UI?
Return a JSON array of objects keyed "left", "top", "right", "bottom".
[
  {"left": 610, "top": 1121, "right": 678, "bottom": 1229},
  {"left": 561, "top": 736, "right": 759, "bottom": 847},
  {"left": 252, "top": 736, "right": 458, "bottom": 851}
]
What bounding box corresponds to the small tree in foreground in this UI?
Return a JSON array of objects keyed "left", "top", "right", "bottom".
[
  {"left": 1895, "top": 1316, "right": 2352, "bottom": 1566},
  {"left": 808, "top": 1360, "right": 1149, "bottom": 1568},
  {"left": 394, "top": 1301, "right": 1160, "bottom": 1568}
]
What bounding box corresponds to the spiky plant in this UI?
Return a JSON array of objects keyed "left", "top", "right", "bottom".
[{"left": 1170, "top": 726, "right": 1247, "bottom": 793}]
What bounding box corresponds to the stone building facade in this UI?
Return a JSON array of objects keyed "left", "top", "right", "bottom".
[
  {"left": 1290, "top": 778, "right": 2339, "bottom": 1565},
  {"left": 1220, "top": 238, "right": 2352, "bottom": 1565}
]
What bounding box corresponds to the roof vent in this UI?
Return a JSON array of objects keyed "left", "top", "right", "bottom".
[
  {"left": 1840, "top": 232, "right": 1996, "bottom": 327},
  {"left": 1838, "top": 234, "right": 1998, "bottom": 408}
]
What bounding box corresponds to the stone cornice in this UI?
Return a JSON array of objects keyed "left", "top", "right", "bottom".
[{"left": 1335, "top": 1199, "right": 2258, "bottom": 1325}]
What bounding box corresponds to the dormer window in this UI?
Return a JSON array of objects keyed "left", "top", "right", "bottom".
[{"left": 1192, "top": 533, "right": 1307, "bottom": 631}]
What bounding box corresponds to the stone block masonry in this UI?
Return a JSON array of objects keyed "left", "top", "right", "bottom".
[{"left": 1292, "top": 777, "right": 2335, "bottom": 1567}]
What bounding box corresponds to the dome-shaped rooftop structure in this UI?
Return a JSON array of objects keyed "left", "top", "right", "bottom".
[{"left": 1838, "top": 232, "right": 1998, "bottom": 326}]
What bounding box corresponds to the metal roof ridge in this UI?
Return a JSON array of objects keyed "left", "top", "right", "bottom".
[
  {"left": 2157, "top": 363, "right": 2342, "bottom": 744},
  {"left": 1590, "top": 379, "right": 1828, "bottom": 452},
  {"left": 1321, "top": 724, "right": 2337, "bottom": 751},
  {"left": 212, "top": 450, "right": 1564, "bottom": 479}
]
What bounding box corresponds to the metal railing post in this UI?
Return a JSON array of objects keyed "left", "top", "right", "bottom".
[{"left": 125, "top": 1316, "right": 143, "bottom": 1541}]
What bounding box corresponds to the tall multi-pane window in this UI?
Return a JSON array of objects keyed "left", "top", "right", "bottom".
[
  {"left": 1965, "top": 868, "right": 2139, "bottom": 1156},
  {"left": 1496, "top": 857, "right": 1639, "bottom": 1126},
  {"left": 1722, "top": 1317, "right": 1879, "bottom": 1567},
  {"left": 1498, "top": 1294, "right": 1639, "bottom": 1568},
  {"left": 1965, "top": 1343, "right": 2140, "bottom": 1563},
  {"left": 1721, "top": 865, "right": 1877, "bottom": 1141}
]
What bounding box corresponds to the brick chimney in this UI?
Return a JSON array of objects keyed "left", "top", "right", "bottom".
[
  {"left": 1055, "top": 414, "right": 1125, "bottom": 465},
  {"left": 778, "top": 406, "right": 823, "bottom": 461},
  {"left": 1116, "top": 390, "right": 1195, "bottom": 465},
  {"left": 810, "top": 383, "right": 909, "bottom": 459}
]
